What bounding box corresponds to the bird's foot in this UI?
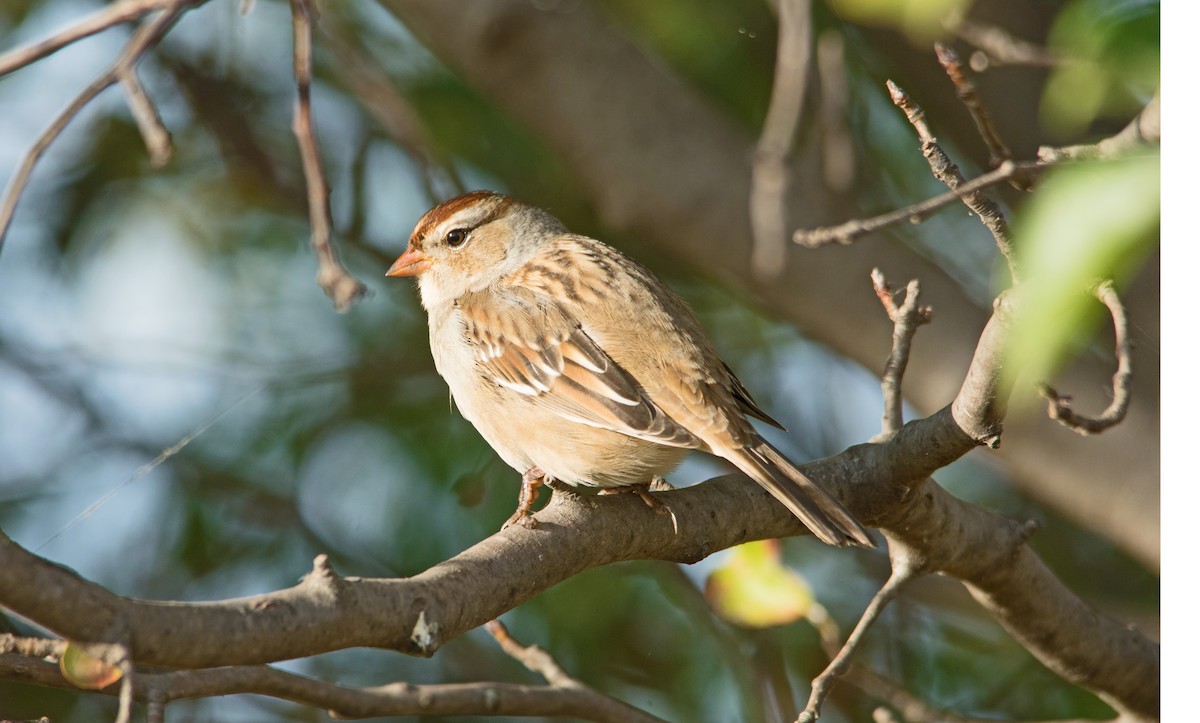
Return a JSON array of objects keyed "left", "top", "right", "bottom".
[
  {"left": 502, "top": 467, "right": 546, "bottom": 530},
  {"left": 599, "top": 479, "right": 678, "bottom": 533}
]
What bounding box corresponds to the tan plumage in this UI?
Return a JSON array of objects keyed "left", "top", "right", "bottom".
[{"left": 388, "top": 191, "right": 872, "bottom": 547}]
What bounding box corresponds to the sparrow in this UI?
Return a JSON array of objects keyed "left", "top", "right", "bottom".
[{"left": 387, "top": 191, "right": 872, "bottom": 547}]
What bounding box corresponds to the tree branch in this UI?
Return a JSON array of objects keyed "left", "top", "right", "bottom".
[
  {"left": 0, "top": 651, "right": 661, "bottom": 722},
  {"left": 0, "top": 0, "right": 170, "bottom": 77},
  {"left": 870, "top": 269, "right": 932, "bottom": 439},
  {"left": 1037, "top": 280, "right": 1133, "bottom": 435},
  {"left": 798, "top": 555, "right": 922, "bottom": 722},
  {"left": 0, "top": 0, "right": 198, "bottom": 254},
  {"left": 0, "top": 286, "right": 1160, "bottom": 717},
  {"left": 1039, "top": 91, "right": 1160, "bottom": 163},
  {"left": 750, "top": 0, "right": 811, "bottom": 278},
  {"left": 792, "top": 159, "right": 1037, "bottom": 250},
  {"left": 288, "top": 0, "right": 368, "bottom": 312},
  {"left": 485, "top": 620, "right": 665, "bottom": 723},
  {"left": 118, "top": 67, "right": 173, "bottom": 168},
  {"left": 884, "top": 79, "right": 1019, "bottom": 281}
]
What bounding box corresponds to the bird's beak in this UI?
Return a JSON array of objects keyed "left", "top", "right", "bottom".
[{"left": 386, "top": 246, "right": 431, "bottom": 277}]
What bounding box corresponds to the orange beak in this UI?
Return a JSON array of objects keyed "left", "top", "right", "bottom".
[{"left": 386, "top": 246, "right": 431, "bottom": 277}]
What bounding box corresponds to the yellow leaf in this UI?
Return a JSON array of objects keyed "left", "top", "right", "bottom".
[
  {"left": 705, "top": 540, "right": 814, "bottom": 628},
  {"left": 60, "top": 643, "right": 123, "bottom": 690}
]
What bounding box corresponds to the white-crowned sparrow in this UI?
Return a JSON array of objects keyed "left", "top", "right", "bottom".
[{"left": 387, "top": 191, "right": 872, "bottom": 547}]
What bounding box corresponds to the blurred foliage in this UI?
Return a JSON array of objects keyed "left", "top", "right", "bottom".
[
  {"left": 1005, "top": 153, "right": 1159, "bottom": 397},
  {"left": 1041, "top": 0, "right": 1160, "bottom": 136},
  {"left": 706, "top": 540, "right": 817, "bottom": 628},
  {"left": 601, "top": 0, "right": 776, "bottom": 130},
  {"left": 0, "top": 0, "right": 1158, "bottom": 721},
  {"left": 825, "top": 0, "right": 972, "bottom": 41}
]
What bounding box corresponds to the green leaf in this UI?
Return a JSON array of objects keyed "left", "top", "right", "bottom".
[
  {"left": 1041, "top": 0, "right": 1159, "bottom": 135},
  {"left": 1004, "top": 153, "right": 1159, "bottom": 395},
  {"left": 824, "top": 0, "right": 972, "bottom": 41}
]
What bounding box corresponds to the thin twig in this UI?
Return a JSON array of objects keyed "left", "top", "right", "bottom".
[
  {"left": 871, "top": 270, "right": 932, "bottom": 439},
  {"left": 885, "top": 80, "right": 1020, "bottom": 282},
  {"left": 484, "top": 620, "right": 666, "bottom": 722},
  {"left": 1039, "top": 91, "right": 1161, "bottom": 163},
  {"left": 0, "top": 0, "right": 169, "bottom": 77},
  {"left": 793, "top": 159, "right": 1040, "bottom": 248},
  {"left": 118, "top": 67, "right": 174, "bottom": 168},
  {"left": 933, "top": 42, "right": 1036, "bottom": 193},
  {"left": 289, "top": 0, "right": 367, "bottom": 312},
  {"left": 0, "top": 0, "right": 194, "bottom": 254},
  {"left": 0, "top": 652, "right": 664, "bottom": 723},
  {"left": 486, "top": 620, "right": 570, "bottom": 687},
  {"left": 147, "top": 696, "right": 166, "bottom": 723},
  {"left": 116, "top": 651, "right": 134, "bottom": 723},
  {"left": 795, "top": 91, "right": 1158, "bottom": 271},
  {"left": 797, "top": 552, "right": 923, "bottom": 722},
  {"left": 1037, "top": 280, "right": 1133, "bottom": 435},
  {"left": 750, "top": 0, "right": 811, "bottom": 278},
  {"left": 36, "top": 386, "right": 263, "bottom": 552},
  {"left": 807, "top": 616, "right": 979, "bottom": 723}
]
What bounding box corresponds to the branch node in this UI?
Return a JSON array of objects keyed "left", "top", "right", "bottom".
[
  {"left": 300, "top": 552, "right": 348, "bottom": 595},
  {"left": 409, "top": 610, "right": 441, "bottom": 655}
]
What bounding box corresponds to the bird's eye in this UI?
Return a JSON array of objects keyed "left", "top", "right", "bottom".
[{"left": 445, "top": 228, "right": 469, "bottom": 248}]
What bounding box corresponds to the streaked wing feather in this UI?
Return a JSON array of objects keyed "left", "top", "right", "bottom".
[{"left": 463, "top": 293, "right": 701, "bottom": 449}]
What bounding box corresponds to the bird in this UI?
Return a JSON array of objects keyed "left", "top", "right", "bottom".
[{"left": 387, "top": 190, "right": 872, "bottom": 547}]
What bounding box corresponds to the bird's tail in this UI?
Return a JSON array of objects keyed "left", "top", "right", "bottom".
[{"left": 734, "top": 439, "right": 874, "bottom": 548}]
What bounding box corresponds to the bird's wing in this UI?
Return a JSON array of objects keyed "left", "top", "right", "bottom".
[
  {"left": 458, "top": 287, "right": 702, "bottom": 449},
  {"left": 722, "top": 361, "right": 786, "bottom": 430}
]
